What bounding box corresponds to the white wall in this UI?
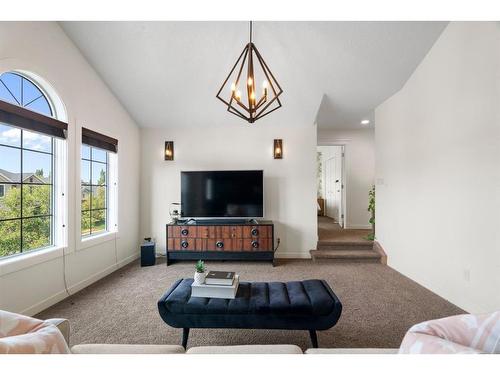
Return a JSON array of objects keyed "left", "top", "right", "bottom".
[
  {"left": 0, "top": 22, "right": 141, "bottom": 314},
  {"left": 318, "top": 128, "right": 375, "bottom": 229},
  {"left": 375, "top": 22, "right": 500, "bottom": 313},
  {"left": 140, "top": 123, "right": 317, "bottom": 259}
]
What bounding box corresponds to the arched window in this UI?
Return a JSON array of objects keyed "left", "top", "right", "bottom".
[
  {"left": 0, "top": 71, "right": 64, "bottom": 258},
  {"left": 0, "top": 72, "right": 53, "bottom": 117}
]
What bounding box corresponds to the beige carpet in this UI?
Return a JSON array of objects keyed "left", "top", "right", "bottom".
[
  {"left": 37, "top": 259, "right": 465, "bottom": 350},
  {"left": 318, "top": 216, "right": 373, "bottom": 243}
]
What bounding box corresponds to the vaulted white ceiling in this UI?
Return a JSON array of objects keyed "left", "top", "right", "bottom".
[{"left": 60, "top": 21, "right": 446, "bottom": 130}]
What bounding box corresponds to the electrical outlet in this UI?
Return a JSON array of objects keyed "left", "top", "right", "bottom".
[{"left": 463, "top": 268, "right": 471, "bottom": 282}]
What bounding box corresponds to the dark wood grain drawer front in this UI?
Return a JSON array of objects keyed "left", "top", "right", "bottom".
[
  {"left": 231, "top": 239, "right": 243, "bottom": 251},
  {"left": 208, "top": 239, "right": 233, "bottom": 251},
  {"left": 196, "top": 226, "right": 215, "bottom": 238},
  {"left": 221, "top": 226, "right": 243, "bottom": 239},
  {"left": 243, "top": 225, "right": 271, "bottom": 238},
  {"left": 180, "top": 226, "right": 197, "bottom": 238},
  {"left": 174, "top": 238, "right": 195, "bottom": 251},
  {"left": 195, "top": 239, "right": 209, "bottom": 251},
  {"left": 243, "top": 238, "right": 271, "bottom": 251},
  {"left": 167, "top": 226, "right": 175, "bottom": 238},
  {"left": 167, "top": 238, "right": 175, "bottom": 250}
]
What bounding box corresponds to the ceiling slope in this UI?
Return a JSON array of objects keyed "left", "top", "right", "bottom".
[{"left": 60, "top": 21, "right": 446, "bottom": 130}]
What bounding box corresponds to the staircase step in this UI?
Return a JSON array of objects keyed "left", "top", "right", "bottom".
[
  {"left": 316, "top": 241, "right": 373, "bottom": 251},
  {"left": 310, "top": 249, "right": 381, "bottom": 263}
]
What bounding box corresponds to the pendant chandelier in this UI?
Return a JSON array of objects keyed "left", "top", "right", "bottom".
[{"left": 216, "top": 21, "right": 283, "bottom": 123}]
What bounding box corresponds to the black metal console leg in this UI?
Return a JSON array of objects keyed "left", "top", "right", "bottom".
[
  {"left": 309, "top": 330, "right": 318, "bottom": 348},
  {"left": 181, "top": 328, "right": 190, "bottom": 349}
]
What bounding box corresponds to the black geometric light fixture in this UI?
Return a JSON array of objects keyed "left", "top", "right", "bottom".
[
  {"left": 165, "top": 141, "right": 174, "bottom": 161},
  {"left": 216, "top": 21, "right": 283, "bottom": 123}
]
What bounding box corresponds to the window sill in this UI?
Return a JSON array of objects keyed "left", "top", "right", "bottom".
[
  {"left": 0, "top": 246, "right": 65, "bottom": 277},
  {"left": 78, "top": 231, "right": 118, "bottom": 251}
]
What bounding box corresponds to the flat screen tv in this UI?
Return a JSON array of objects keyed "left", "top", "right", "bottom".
[{"left": 181, "top": 170, "right": 264, "bottom": 218}]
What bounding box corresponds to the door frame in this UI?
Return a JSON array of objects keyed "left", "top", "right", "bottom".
[{"left": 318, "top": 142, "right": 347, "bottom": 228}]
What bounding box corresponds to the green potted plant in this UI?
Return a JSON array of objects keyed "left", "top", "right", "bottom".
[
  {"left": 366, "top": 185, "right": 375, "bottom": 241},
  {"left": 194, "top": 260, "right": 206, "bottom": 284}
]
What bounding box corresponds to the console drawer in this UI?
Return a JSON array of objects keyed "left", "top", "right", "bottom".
[
  {"left": 173, "top": 238, "right": 196, "bottom": 251},
  {"left": 196, "top": 226, "right": 215, "bottom": 239},
  {"left": 207, "top": 238, "right": 235, "bottom": 251},
  {"left": 243, "top": 238, "right": 271, "bottom": 251},
  {"left": 170, "top": 226, "right": 196, "bottom": 238},
  {"left": 242, "top": 225, "right": 271, "bottom": 238}
]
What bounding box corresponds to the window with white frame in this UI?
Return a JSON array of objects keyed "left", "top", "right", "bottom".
[
  {"left": 80, "top": 127, "right": 117, "bottom": 239},
  {"left": 0, "top": 71, "right": 67, "bottom": 259},
  {"left": 81, "top": 145, "right": 108, "bottom": 237}
]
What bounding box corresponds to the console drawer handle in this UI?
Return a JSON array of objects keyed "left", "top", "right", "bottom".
[
  {"left": 216, "top": 241, "right": 224, "bottom": 249},
  {"left": 181, "top": 228, "right": 189, "bottom": 236},
  {"left": 252, "top": 241, "right": 259, "bottom": 249},
  {"left": 181, "top": 240, "right": 189, "bottom": 249},
  {"left": 251, "top": 228, "right": 259, "bottom": 236}
]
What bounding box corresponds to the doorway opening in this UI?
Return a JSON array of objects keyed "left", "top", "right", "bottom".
[{"left": 317, "top": 145, "right": 345, "bottom": 228}]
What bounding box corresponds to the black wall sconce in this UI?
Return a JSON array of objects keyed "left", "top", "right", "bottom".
[
  {"left": 165, "top": 141, "right": 174, "bottom": 161},
  {"left": 273, "top": 139, "right": 283, "bottom": 159}
]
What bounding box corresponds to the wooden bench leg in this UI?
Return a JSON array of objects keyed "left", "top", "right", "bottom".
[
  {"left": 309, "top": 330, "right": 318, "bottom": 348},
  {"left": 182, "top": 328, "right": 190, "bottom": 349}
]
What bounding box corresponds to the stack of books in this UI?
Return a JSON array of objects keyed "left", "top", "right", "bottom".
[{"left": 191, "top": 271, "right": 239, "bottom": 299}]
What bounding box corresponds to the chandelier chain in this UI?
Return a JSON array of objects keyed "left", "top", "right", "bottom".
[{"left": 249, "top": 21, "right": 253, "bottom": 44}]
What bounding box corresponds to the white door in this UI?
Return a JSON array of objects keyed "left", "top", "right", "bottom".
[
  {"left": 325, "top": 157, "right": 337, "bottom": 219},
  {"left": 334, "top": 150, "right": 344, "bottom": 227}
]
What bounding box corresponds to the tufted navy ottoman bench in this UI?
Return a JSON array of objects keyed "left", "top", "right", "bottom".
[{"left": 157, "top": 279, "right": 342, "bottom": 348}]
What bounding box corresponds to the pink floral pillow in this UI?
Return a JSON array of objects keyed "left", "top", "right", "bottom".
[
  {"left": 0, "top": 310, "right": 70, "bottom": 354},
  {"left": 399, "top": 311, "right": 500, "bottom": 354}
]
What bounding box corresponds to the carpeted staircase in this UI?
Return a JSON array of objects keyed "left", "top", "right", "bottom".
[
  {"left": 312, "top": 217, "right": 382, "bottom": 263},
  {"left": 310, "top": 239, "right": 381, "bottom": 263}
]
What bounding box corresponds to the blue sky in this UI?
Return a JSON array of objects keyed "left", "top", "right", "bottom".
[
  {"left": 0, "top": 125, "right": 52, "bottom": 180},
  {"left": 0, "top": 72, "right": 52, "bottom": 116}
]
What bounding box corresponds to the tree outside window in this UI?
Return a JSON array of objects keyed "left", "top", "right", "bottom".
[{"left": 81, "top": 145, "right": 108, "bottom": 237}]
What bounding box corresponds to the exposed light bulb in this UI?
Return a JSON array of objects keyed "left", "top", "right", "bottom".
[
  {"left": 262, "top": 80, "right": 268, "bottom": 89},
  {"left": 250, "top": 91, "right": 256, "bottom": 100},
  {"left": 230, "top": 82, "right": 236, "bottom": 92},
  {"left": 235, "top": 90, "right": 242, "bottom": 100},
  {"left": 247, "top": 76, "right": 253, "bottom": 86}
]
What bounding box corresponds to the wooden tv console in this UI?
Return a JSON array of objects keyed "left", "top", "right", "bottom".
[{"left": 166, "top": 220, "right": 275, "bottom": 266}]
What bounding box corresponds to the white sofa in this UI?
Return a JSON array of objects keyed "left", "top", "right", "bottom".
[
  {"left": 4, "top": 309, "right": 498, "bottom": 354},
  {"left": 54, "top": 319, "right": 395, "bottom": 354}
]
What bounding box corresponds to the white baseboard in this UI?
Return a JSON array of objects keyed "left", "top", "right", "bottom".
[
  {"left": 346, "top": 224, "right": 372, "bottom": 230},
  {"left": 275, "top": 251, "right": 311, "bottom": 259},
  {"left": 21, "top": 253, "right": 139, "bottom": 316}
]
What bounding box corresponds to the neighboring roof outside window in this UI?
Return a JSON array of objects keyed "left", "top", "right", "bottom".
[{"left": 0, "top": 168, "right": 49, "bottom": 184}]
